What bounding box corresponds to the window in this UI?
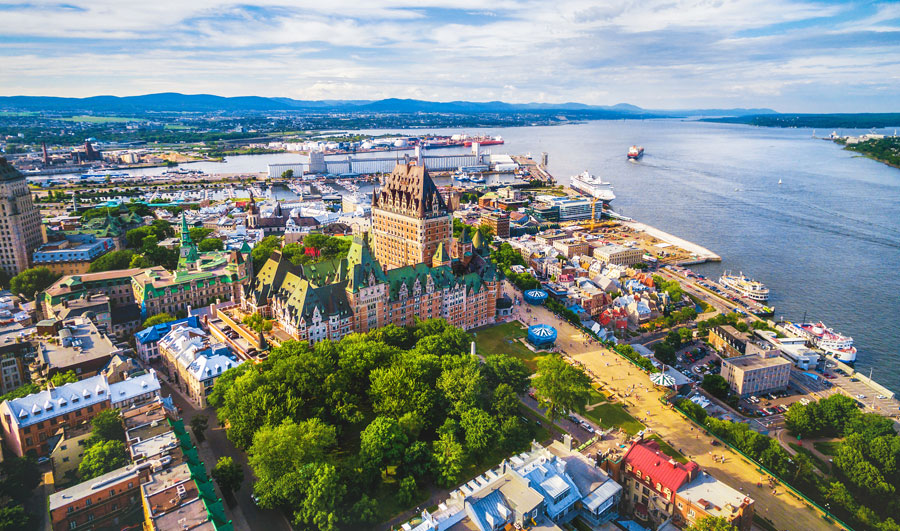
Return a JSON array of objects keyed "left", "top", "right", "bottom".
[
  {"left": 69, "top": 521, "right": 77, "bottom": 530},
  {"left": 85, "top": 499, "right": 91, "bottom": 506},
  {"left": 688, "top": 509, "right": 695, "bottom": 517}
]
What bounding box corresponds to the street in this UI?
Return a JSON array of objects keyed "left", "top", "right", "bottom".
[{"left": 160, "top": 380, "right": 292, "bottom": 531}]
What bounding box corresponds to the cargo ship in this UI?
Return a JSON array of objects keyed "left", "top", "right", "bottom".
[
  {"left": 570, "top": 171, "right": 615, "bottom": 204},
  {"left": 627, "top": 146, "right": 644, "bottom": 160},
  {"left": 719, "top": 271, "right": 769, "bottom": 301},
  {"left": 785, "top": 321, "right": 857, "bottom": 362},
  {"left": 463, "top": 135, "right": 504, "bottom": 147}
]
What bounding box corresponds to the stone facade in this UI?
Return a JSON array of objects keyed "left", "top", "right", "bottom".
[{"left": 0, "top": 157, "right": 42, "bottom": 277}]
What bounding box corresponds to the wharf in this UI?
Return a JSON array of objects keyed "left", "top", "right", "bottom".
[{"left": 621, "top": 220, "right": 721, "bottom": 264}]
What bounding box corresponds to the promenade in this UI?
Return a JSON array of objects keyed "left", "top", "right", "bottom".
[{"left": 505, "top": 289, "right": 839, "bottom": 531}]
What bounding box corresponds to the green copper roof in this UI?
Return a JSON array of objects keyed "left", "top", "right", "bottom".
[
  {"left": 181, "top": 211, "right": 193, "bottom": 245},
  {"left": 433, "top": 242, "right": 450, "bottom": 264}
]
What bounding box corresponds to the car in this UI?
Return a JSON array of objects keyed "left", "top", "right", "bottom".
[
  {"left": 856, "top": 394, "right": 866, "bottom": 399},
  {"left": 580, "top": 421, "right": 595, "bottom": 433},
  {"left": 799, "top": 398, "right": 811, "bottom": 405},
  {"left": 37, "top": 456, "right": 50, "bottom": 465},
  {"left": 850, "top": 377, "right": 859, "bottom": 382},
  {"left": 877, "top": 395, "right": 888, "bottom": 400}
]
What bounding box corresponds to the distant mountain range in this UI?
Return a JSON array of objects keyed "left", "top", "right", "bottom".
[{"left": 0, "top": 92, "right": 777, "bottom": 117}]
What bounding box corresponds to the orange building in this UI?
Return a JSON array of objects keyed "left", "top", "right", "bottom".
[{"left": 371, "top": 163, "right": 452, "bottom": 269}]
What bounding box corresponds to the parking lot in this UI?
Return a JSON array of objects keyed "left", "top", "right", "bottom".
[{"left": 824, "top": 365, "right": 900, "bottom": 417}]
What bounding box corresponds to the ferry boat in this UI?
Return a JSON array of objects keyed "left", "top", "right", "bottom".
[
  {"left": 718, "top": 271, "right": 769, "bottom": 301},
  {"left": 785, "top": 321, "right": 857, "bottom": 362},
  {"left": 627, "top": 146, "right": 644, "bottom": 160},
  {"left": 80, "top": 170, "right": 130, "bottom": 179},
  {"left": 462, "top": 135, "right": 504, "bottom": 147},
  {"left": 570, "top": 171, "right": 615, "bottom": 204}
]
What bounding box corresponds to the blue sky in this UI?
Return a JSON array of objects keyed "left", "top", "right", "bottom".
[{"left": 0, "top": 0, "right": 898, "bottom": 112}]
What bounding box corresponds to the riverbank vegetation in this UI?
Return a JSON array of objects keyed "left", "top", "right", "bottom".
[{"left": 840, "top": 137, "right": 900, "bottom": 168}]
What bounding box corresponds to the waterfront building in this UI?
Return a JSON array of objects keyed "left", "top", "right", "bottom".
[
  {"left": 480, "top": 209, "right": 511, "bottom": 239},
  {"left": 721, "top": 352, "right": 792, "bottom": 398},
  {"left": 606, "top": 438, "right": 754, "bottom": 530},
  {"left": 404, "top": 439, "right": 622, "bottom": 531},
  {"left": 0, "top": 157, "right": 43, "bottom": 277},
  {"left": 593, "top": 244, "right": 644, "bottom": 267},
  {"left": 243, "top": 232, "right": 500, "bottom": 345},
  {"left": 157, "top": 324, "right": 241, "bottom": 408},
  {"left": 131, "top": 213, "right": 250, "bottom": 319},
  {"left": 32, "top": 234, "right": 115, "bottom": 275},
  {"left": 371, "top": 163, "right": 452, "bottom": 270}
]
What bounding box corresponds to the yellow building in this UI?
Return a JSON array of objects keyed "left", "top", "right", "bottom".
[{"left": 371, "top": 163, "right": 451, "bottom": 269}]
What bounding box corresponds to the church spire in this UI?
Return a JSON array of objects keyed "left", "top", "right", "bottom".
[{"left": 181, "top": 211, "right": 192, "bottom": 246}]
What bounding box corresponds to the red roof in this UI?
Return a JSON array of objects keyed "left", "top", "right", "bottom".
[{"left": 623, "top": 440, "right": 697, "bottom": 495}]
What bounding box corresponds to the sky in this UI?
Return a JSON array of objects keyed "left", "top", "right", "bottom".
[{"left": 1, "top": 0, "right": 899, "bottom": 112}]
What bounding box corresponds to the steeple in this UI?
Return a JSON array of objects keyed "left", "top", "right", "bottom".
[
  {"left": 472, "top": 229, "right": 484, "bottom": 253},
  {"left": 180, "top": 211, "right": 192, "bottom": 246},
  {"left": 432, "top": 242, "right": 451, "bottom": 267}
]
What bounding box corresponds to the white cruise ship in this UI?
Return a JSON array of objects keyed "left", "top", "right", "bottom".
[
  {"left": 719, "top": 271, "right": 769, "bottom": 301},
  {"left": 786, "top": 321, "right": 857, "bottom": 362},
  {"left": 570, "top": 171, "right": 615, "bottom": 204}
]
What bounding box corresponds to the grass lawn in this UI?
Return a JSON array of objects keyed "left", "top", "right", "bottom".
[
  {"left": 587, "top": 388, "right": 607, "bottom": 405},
  {"left": 813, "top": 441, "right": 841, "bottom": 456},
  {"left": 473, "top": 321, "right": 548, "bottom": 372},
  {"left": 519, "top": 404, "right": 563, "bottom": 441},
  {"left": 790, "top": 443, "right": 831, "bottom": 473},
  {"left": 647, "top": 434, "right": 688, "bottom": 463},
  {"left": 582, "top": 402, "right": 644, "bottom": 435}
]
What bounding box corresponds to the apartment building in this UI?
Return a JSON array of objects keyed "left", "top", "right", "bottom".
[{"left": 722, "top": 353, "right": 792, "bottom": 397}]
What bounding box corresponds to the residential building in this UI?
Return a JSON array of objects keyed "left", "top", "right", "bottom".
[
  {"left": 721, "top": 353, "right": 792, "bottom": 397},
  {"left": 594, "top": 244, "right": 644, "bottom": 267},
  {"left": 481, "top": 209, "right": 510, "bottom": 239},
  {"left": 0, "top": 371, "right": 160, "bottom": 457},
  {"left": 32, "top": 234, "right": 115, "bottom": 275},
  {"left": 131, "top": 214, "right": 250, "bottom": 320},
  {"left": 242, "top": 233, "right": 500, "bottom": 345},
  {"left": 609, "top": 438, "right": 754, "bottom": 530},
  {"left": 31, "top": 317, "right": 123, "bottom": 381},
  {"left": 0, "top": 157, "right": 43, "bottom": 277},
  {"left": 553, "top": 238, "right": 590, "bottom": 259},
  {"left": 42, "top": 268, "right": 145, "bottom": 310},
  {"left": 49, "top": 423, "right": 93, "bottom": 487},
  {"left": 406, "top": 439, "right": 622, "bottom": 531},
  {"left": 48, "top": 464, "right": 148, "bottom": 531},
  {"left": 0, "top": 375, "right": 111, "bottom": 457},
  {"left": 371, "top": 163, "right": 452, "bottom": 270},
  {"left": 0, "top": 320, "right": 36, "bottom": 395},
  {"left": 134, "top": 315, "right": 202, "bottom": 364},
  {"left": 157, "top": 324, "right": 241, "bottom": 408}
]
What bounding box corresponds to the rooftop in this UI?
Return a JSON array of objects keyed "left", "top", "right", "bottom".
[
  {"left": 35, "top": 317, "right": 121, "bottom": 371},
  {"left": 678, "top": 471, "right": 752, "bottom": 518},
  {"left": 2, "top": 374, "right": 110, "bottom": 428},
  {"left": 725, "top": 353, "right": 792, "bottom": 370},
  {"left": 108, "top": 370, "right": 160, "bottom": 405},
  {"left": 130, "top": 431, "right": 179, "bottom": 463},
  {"left": 49, "top": 464, "right": 142, "bottom": 510},
  {"left": 151, "top": 493, "right": 216, "bottom": 531},
  {"left": 623, "top": 439, "right": 699, "bottom": 495}
]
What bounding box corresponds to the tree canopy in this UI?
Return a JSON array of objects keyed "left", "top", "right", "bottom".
[
  {"left": 686, "top": 516, "right": 736, "bottom": 531},
  {"left": 78, "top": 440, "right": 129, "bottom": 480},
  {"left": 143, "top": 313, "right": 176, "bottom": 328},
  {"left": 532, "top": 355, "right": 592, "bottom": 422},
  {"left": 88, "top": 249, "right": 135, "bottom": 273},
  {"left": 10, "top": 267, "right": 59, "bottom": 299}
]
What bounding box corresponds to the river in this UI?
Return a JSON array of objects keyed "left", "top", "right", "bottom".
[{"left": 76, "top": 120, "right": 900, "bottom": 392}]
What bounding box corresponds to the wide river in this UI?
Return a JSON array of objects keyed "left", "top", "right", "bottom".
[{"left": 108, "top": 120, "right": 900, "bottom": 393}]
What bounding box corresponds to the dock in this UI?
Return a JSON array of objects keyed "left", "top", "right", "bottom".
[{"left": 620, "top": 221, "right": 720, "bottom": 264}]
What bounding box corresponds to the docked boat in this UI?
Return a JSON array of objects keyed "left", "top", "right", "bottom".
[
  {"left": 80, "top": 170, "right": 130, "bottom": 179},
  {"left": 463, "top": 135, "right": 504, "bottom": 147},
  {"left": 627, "top": 145, "right": 644, "bottom": 160},
  {"left": 469, "top": 175, "right": 485, "bottom": 184},
  {"left": 454, "top": 173, "right": 470, "bottom": 182},
  {"left": 718, "top": 271, "right": 769, "bottom": 301},
  {"left": 570, "top": 171, "right": 615, "bottom": 204},
  {"left": 785, "top": 321, "right": 857, "bottom": 362}
]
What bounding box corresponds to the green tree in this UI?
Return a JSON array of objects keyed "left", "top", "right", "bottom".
[
  {"left": 198, "top": 237, "right": 224, "bottom": 252},
  {"left": 350, "top": 495, "right": 379, "bottom": 527},
  {"left": 142, "top": 313, "right": 175, "bottom": 328},
  {"left": 0, "top": 456, "right": 40, "bottom": 503},
  {"left": 432, "top": 431, "right": 465, "bottom": 487},
  {"left": 677, "top": 398, "right": 708, "bottom": 424},
  {"left": 211, "top": 456, "right": 244, "bottom": 494},
  {"left": 532, "top": 356, "right": 592, "bottom": 422},
  {"left": 437, "top": 356, "right": 484, "bottom": 416},
  {"left": 50, "top": 370, "right": 78, "bottom": 387},
  {"left": 248, "top": 418, "right": 337, "bottom": 508},
  {"left": 360, "top": 416, "right": 407, "bottom": 471},
  {"left": 78, "top": 440, "right": 128, "bottom": 480},
  {"left": 401, "top": 440, "right": 432, "bottom": 482},
  {"left": 0, "top": 506, "right": 29, "bottom": 531},
  {"left": 281, "top": 169, "right": 294, "bottom": 179},
  {"left": 190, "top": 414, "right": 209, "bottom": 444},
  {"left": 701, "top": 374, "right": 729, "bottom": 400},
  {"left": 497, "top": 416, "right": 530, "bottom": 453},
  {"left": 686, "top": 515, "right": 736, "bottom": 531},
  {"left": 242, "top": 312, "right": 273, "bottom": 334},
  {"left": 252, "top": 235, "right": 282, "bottom": 273},
  {"left": 483, "top": 355, "right": 530, "bottom": 394},
  {"left": 492, "top": 383, "right": 520, "bottom": 418},
  {"left": 10, "top": 267, "right": 60, "bottom": 299},
  {"left": 189, "top": 227, "right": 214, "bottom": 242},
  {"left": 653, "top": 341, "right": 677, "bottom": 366},
  {"left": 88, "top": 250, "right": 135, "bottom": 272},
  {"left": 460, "top": 408, "right": 496, "bottom": 457},
  {"left": 90, "top": 409, "right": 124, "bottom": 443},
  {"left": 397, "top": 475, "right": 418, "bottom": 507}
]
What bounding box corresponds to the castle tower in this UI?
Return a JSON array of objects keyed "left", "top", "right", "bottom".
[{"left": 370, "top": 163, "right": 451, "bottom": 270}]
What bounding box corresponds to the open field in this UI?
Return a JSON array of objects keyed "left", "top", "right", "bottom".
[
  {"left": 473, "top": 321, "right": 548, "bottom": 372},
  {"left": 582, "top": 402, "right": 644, "bottom": 435},
  {"left": 57, "top": 115, "right": 136, "bottom": 123},
  {"left": 813, "top": 441, "right": 841, "bottom": 456}
]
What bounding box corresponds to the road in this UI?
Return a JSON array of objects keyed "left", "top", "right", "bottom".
[
  {"left": 160, "top": 380, "right": 292, "bottom": 531},
  {"left": 504, "top": 282, "right": 839, "bottom": 531}
]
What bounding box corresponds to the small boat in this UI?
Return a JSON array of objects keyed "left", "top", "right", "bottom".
[
  {"left": 778, "top": 179, "right": 783, "bottom": 185},
  {"left": 627, "top": 145, "right": 644, "bottom": 160}
]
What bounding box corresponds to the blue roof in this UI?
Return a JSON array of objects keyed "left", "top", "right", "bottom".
[{"left": 135, "top": 316, "right": 200, "bottom": 345}]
